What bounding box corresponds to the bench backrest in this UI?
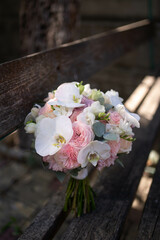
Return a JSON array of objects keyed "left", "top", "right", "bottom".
[{"left": 0, "top": 19, "right": 152, "bottom": 140}]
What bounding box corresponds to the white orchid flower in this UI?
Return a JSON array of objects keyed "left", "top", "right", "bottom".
[
  {"left": 105, "top": 89, "right": 123, "bottom": 106},
  {"left": 35, "top": 116, "right": 73, "bottom": 157},
  {"left": 116, "top": 104, "right": 140, "bottom": 128},
  {"left": 78, "top": 141, "right": 110, "bottom": 168},
  {"left": 48, "top": 82, "right": 85, "bottom": 108}
]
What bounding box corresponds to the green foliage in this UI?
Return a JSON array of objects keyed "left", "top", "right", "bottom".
[
  {"left": 104, "top": 103, "right": 113, "bottom": 112},
  {"left": 69, "top": 167, "right": 81, "bottom": 177},
  {"left": 97, "top": 97, "right": 105, "bottom": 105},
  {"left": 103, "top": 132, "right": 118, "bottom": 141},
  {"left": 0, "top": 217, "right": 22, "bottom": 236},
  {"left": 120, "top": 135, "right": 136, "bottom": 141},
  {"left": 90, "top": 90, "right": 103, "bottom": 101},
  {"left": 55, "top": 171, "right": 66, "bottom": 182},
  {"left": 76, "top": 81, "right": 85, "bottom": 94},
  {"left": 93, "top": 122, "right": 106, "bottom": 137},
  {"left": 115, "top": 158, "right": 125, "bottom": 168},
  {"left": 96, "top": 112, "right": 110, "bottom": 121},
  {"left": 26, "top": 120, "right": 35, "bottom": 124},
  {"left": 64, "top": 177, "right": 95, "bottom": 217}
]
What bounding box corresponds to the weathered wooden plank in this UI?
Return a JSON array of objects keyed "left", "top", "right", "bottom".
[
  {"left": 125, "top": 75, "right": 155, "bottom": 112},
  {"left": 136, "top": 158, "right": 160, "bottom": 240},
  {"left": 0, "top": 20, "right": 152, "bottom": 139},
  {"left": 60, "top": 80, "right": 160, "bottom": 240},
  {"left": 18, "top": 189, "right": 67, "bottom": 240}
]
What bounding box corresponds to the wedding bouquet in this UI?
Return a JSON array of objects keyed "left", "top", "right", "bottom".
[{"left": 25, "top": 81, "right": 140, "bottom": 216}]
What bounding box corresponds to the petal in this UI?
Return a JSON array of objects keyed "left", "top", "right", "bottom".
[
  {"left": 48, "top": 99, "right": 85, "bottom": 108},
  {"left": 35, "top": 116, "right": 73, "bottom": 157},
  {"left": 55, "top": 82, "right": 80, "bottom": 103},
  {"left": 54, "top": 115, "right": 73, "bottom": 142}
]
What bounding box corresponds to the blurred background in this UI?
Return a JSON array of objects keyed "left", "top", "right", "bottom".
[{"left": 0, "top": 0, "right": 160, "bottom": 239}]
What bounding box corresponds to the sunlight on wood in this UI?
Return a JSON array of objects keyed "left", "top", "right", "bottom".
[
  {"left": 138, "top": 78, "right": 160, "bottom": 121},
  {"left": 125, "top": 76, "right": 155, "bottom": 112}
]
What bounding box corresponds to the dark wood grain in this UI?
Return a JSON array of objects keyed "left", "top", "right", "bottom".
[
  {"left": 60, "top": 81, "right": 160, "bottom": 240},
  {"left": 136, "top": 157, "right": 160, "bottom": 240},
  {"left": 0, "top": 20, "right": 152, "bottom": 139},
  {"left": 18, "top": 189, "right": 67, "bottom": 240}
]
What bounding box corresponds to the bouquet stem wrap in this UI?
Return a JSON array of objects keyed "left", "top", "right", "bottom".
[{"left": 64, "top": 177, "right": 95, "bottom": 217}]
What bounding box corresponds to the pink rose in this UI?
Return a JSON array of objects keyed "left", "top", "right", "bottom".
[
  {"left": 69, "top": 121, "right": 94, "bottom": 149},
  {"left": 119, "top": 138, "right": 132, "bottom": 153},
  {"left": 70, "top": 107, "right": 84, "bottom": 123},
  {"left": 43, "top": 144, "right": 80, "bottom": 171},
  {"left": 81, "top": 96, "right": 94, "bottom": 107},
  {"left": 109, "top": 111, "right": 122, "bottom": 125}
]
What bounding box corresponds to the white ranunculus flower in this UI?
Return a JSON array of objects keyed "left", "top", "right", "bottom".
[
  {"left": 105, "top": 89, "right": 123, "bottom": 106},
  {"left": 82, "top": 84, "right": 93, "bottom": 97},
  {"left": 53, "top": 106, "right": 73, "bottom": 117},
  {"left": 25, "top": 123, "right": 36, "bottom": 134},
  {"left": 77, "top": 101, "right": 105, "bottom": 126},
  {"left": 89, "top": 101, "right": 105, "bottom": 115},
  {"left": 48, "top": 82, "right": 85, "bottom": 108},
  {"left": 77, "top": 111, "right": 95, "bottom": 126},
  {"left": 35, "top": 116, "right": 73, "bottom": 157},
  {"left": 116, "top": 104, "right": 140, "bottom": 128},
  {"left": 31, "top": 107, "right": 39, "bottom": 118},
  {"left": 78, "top": 141, "right": 110, "bottom": 168}
]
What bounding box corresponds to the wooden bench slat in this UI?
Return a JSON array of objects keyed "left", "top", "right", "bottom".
[
  {"left": 138, "top": 77, "right": 160, "bottom": 121},
  {"left": 60, "top": 81, "right": 160, "bottom": 240},
  {"left": 18, "top": 189, "right": 67, "bottom": 240},
  {"left": 136, "top": 158, "right": 160, "bottom": 240},
  {"left": 0, "top": 20, "right": 152, "bottom": 139},
  {"left": 125, "top": 75, "right": 155, "bottom": 112}
]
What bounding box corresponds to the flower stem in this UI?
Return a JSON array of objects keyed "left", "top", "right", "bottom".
[{"left": 63, "top": 177, "right": 95, "bottom": 217}]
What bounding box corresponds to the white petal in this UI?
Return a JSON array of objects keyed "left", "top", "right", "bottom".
[
  {"left": 54, "top": 116, "right": 73, "bottom": 142},
  {"left": 55, "top": 82, "right": 80, "bottom": 102},
  {"left": 35, "top": 116, "right": 73, "bottom": 157},
  {"left": 77, "top": 111, "right": 95, "bottom": 125},
  {"left": 78, "top": 141, "right": 111, "bottom": 168},
  {"left": 116, "top": 104, "right": 140, "bottom": 128},
  {"left": 105, "top": 90, "right": 123, "bottom": 106},
  {"left": 78, "top": 146, "right": 90, "bottom": 168},
  {"left": 48, "top": 99, "right": 85, "bottom": 108}
]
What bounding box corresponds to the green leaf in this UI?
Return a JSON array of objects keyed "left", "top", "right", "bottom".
[
  {"left": 97, "top": 97, "right": 105, "bottom": 105},
  {"left": 115, "top": 159, "right": 124, "bottom": 168},
  {"left": 90, "top": 90, "right": 103, "bottom": 101},
  {"left": 69, "top": 167, "right": 81, "bottom": 176},
  {"left": 93, "top": 122, "right": 105, "bottom": 137},
  {"left": 120, "top": 135, "right": 136, "bottom": 141},
  {"left": 26, "top": 120, "right": 35, "bottom": 125},
  {"left": 103, "top": 133, "right": 118, "bottom": 141},
  {"left": 54, "top": 171, "right": 66, "bottom": 183},
  {"left": 104, "top": 103, "right": 113, "bottom": 112},
  {"left": 76, "top": 81, "right": 84, "bottom": 94}
]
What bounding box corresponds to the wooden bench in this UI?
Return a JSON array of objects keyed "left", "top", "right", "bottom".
[{"left": 0, "top": 19, "right": 160, "bottom": 239}]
